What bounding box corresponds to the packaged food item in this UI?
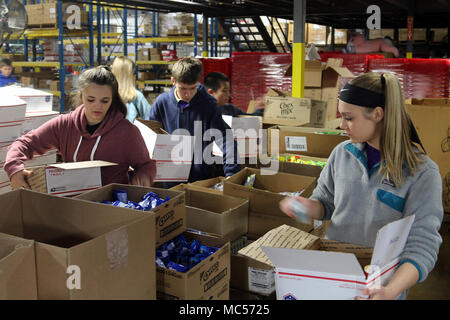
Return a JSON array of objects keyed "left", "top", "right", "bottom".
[
  {"left": 243, "top": 173, "right": 256, "bottom": 187},
  {"left": 278, "top": 155, "right": 327, "bottom": 168},
  {"left": 104, "top": 189, "right": 170, "bottom": 211},
  {"left": 287, "top": 198, "right": 310, "bottom": 224},
  {"left": 156, "top": 234, "right": 219, "bottom": 273}
]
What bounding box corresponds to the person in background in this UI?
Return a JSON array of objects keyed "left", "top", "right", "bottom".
[
  {"left": 280, "top": 72, "right": 443, "bottom": 300},
  {"left": 148, "top": 57, "right": 241, "bottom": 186},
  {"left": 4, "top": 66, "right": 156, "bottom": 189},
  {"left": 111, "top": 56, "right": 151, "bottom": 123},
  {"left": 0, "top": 58, "right": 18, "bottom": 87},
  {"left": 203, "top": 71, "right": 265, "bottom": 117}
]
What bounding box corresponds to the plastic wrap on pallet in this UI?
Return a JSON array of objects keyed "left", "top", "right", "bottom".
[
  {"left": 200, "top": 58, "right": 232, "bottom": 84},
  {"left": 368, "top": 58, "right": 449, "bottom": 99},
  {"left": 230, "top": 52, "right": 292, "bottom": 110}
]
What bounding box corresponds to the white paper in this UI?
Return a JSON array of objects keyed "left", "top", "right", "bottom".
[
  {"left": 370, "top": 215, "right": 415, "bottom": 270},
  {"left": 248, "top": 267, "right": 275, "bottom": 295},
  {"left": 285, "top": 136, "right": 307, "bottom": 152}
]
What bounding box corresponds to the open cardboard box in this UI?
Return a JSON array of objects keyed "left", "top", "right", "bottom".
[
  {"left": 189, "top": 176, "right": 225, "bottom": 195},
  {"left": 0, "top": 233, "right": 37, "bottom": 299},
  {"left": 223, "top": 167, "right": 317, "bottom": 237},
  {"left": 134, "top": 119, "right": 195, "bottom": 182},
  {"left": 26, "top": 160, "right": 116, "bottom": 197},
  {"left": 74, "top": 183, "right": 186, "bottom": 247},
  {"left": 405, "top": 98, "right": 450, "bottom": 212},
  {"left": 0, "top": 189, "right": 156, "bottom": 299},
  {"left": 262, "top": 215, "right": 415, "bottom": 300},
  {"left": 156, "top": 231, "right": 231, "bottom": 300},
  {"left": 170, "top": 184, "right": 249, "bottom": 241}
]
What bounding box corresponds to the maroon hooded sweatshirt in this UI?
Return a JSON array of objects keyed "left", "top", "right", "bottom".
[{"left": 3, "top": 105, "right": 156, "bottom": 186}]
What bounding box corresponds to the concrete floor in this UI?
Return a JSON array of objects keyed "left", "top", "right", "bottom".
[{"left": 408, "top": 218, "right": 450, "bottom": 300}]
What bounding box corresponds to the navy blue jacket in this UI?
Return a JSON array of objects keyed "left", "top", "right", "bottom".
[
  {"left": 220, "top": 103, "right": 264, "bottom": 117},
  {"left": 0, "top": 74, "right": 18, "bottom": 87},
  {"left": 148, "top": 84, "right": 241, "bottom": 182}
]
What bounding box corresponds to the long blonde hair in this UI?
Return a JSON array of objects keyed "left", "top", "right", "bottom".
[
  {"left": 350, "top": 72, "right": 424, "bottom": 186},
  {"left": 111, "top": 56, "right": 137, "bottom": 103}
]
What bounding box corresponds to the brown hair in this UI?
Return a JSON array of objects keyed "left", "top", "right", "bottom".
[
  {"left": 171, "top": 57, "right": 202, "bottom": 84},
  {"left": 74, "top": 66, "right": 127, "bottom": 116}
]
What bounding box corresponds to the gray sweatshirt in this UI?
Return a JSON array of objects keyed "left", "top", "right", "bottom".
[{"left": 311, "top": 140, "right": 443, "bottom": 298}]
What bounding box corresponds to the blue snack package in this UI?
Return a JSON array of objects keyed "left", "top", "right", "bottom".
[
  {"left": 112, "top": 200, "right": 128, "bottom": 208},
  {"left": 156, "top": 258, "right": 166, "bottom": 268},
  {"left": 168, "top": 261, "right": 188, "bottom": 272},
  {"left": 190, "top": 239, "right": 200, "bottom": 254},
  {"left": 114, "top": 189, "right": 128, "bottom": 203}
]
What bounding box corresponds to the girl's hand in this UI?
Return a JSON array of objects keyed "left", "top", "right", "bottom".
[
  {"left": 355, "top": 286, "right": 397, "bottom": 300},
  {"left": 131, "top": 173, "right": 152, "bottom": 187},
  {"left": 279, "top": 196, "right": 324, "bottom": 220},
  {"left": 10, "top": 169, "right": 33, "bottom": 190}
]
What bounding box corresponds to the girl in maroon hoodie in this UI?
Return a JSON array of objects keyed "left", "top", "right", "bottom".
[{"left": 4, "top": 66, "right": 156, "bottom": 189}]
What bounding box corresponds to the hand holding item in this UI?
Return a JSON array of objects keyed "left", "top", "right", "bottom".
[{"left": 10, "top": 169, "right": 33, "bottom": 190}]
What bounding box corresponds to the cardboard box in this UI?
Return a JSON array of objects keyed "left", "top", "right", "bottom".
[
  {"left": 156, "top": 231, "right": 230, "bottom": 300},
  {"left": 264, "top": 89, "right": 329, "bottom": 128},
  {"left": 74, "top": 183, "right": 186, "bottom": 247},
  {"left": 431, "top": 28, "right": 448, "bottom": 42},
  {"left": 405, "top": 98, "right": 450, "bottom": 212},
  {"left": 0, "top": 94, "right": 27, "bottom": 144},
  {"left": 369, "top": 28, "right": 395, "bottom": 39},
  {"left": 26, "top": 160, "right": 116, "bottom": 197},
  {"left": 264, "top": 91, "right": 312, "bottom": 126},
  {"left": 286, "top": 60, "right": 355, "bottom": 122},
  {"left": 223, "top": 167, "right": 317, "bottom": 237},
  {"left": 134, "top": 120, "right": 195, "bottom": 182},
  {"left": 25, "top": 4, "right": 43, "bottom": 26},
  {"left": 0, "top": 189, "right": 156, "bottom": 299},
  {"left": 9, "top": 87, "right": 53, "bottom": 112},
  {"left": 0, "top": 234, "right": 37, "bottom": 299},
  {"left": 231, "top": 225, "right": 319, "bottom": 295},
  {"left": 137, "top": 48, "right": 150, "bottom": 61},
  {"left": 137, "top": 71, "right": 156, "bottom": 81},
  {"left": 189, "top": 176, "right": 225, "bottom": 195},
  {"left": 262, "top": 153, "right": 326, "bottom": 179},
  {"left": 22, "top": 110, "right": 59, "bottom": 135},
  {"left": 321, "top": 62, "right": 355, "bottom": 121},
  {"left": 262, "top": 215, "right": 415, "bottom": 300},
  {"left": 170, "top": 184, "right": 249, "bottom": 241},
  {"left": 212, "top": 115, "right": 263, "bottom": 159},
  {"left": 399, "top": 28, "right": 427, "bottom": 42},
  {"left": 41, "top": 3, "right": 87, "bottom": 25},
  {"left": 268, "top": 125, "right": 348, "bottom": 158}
]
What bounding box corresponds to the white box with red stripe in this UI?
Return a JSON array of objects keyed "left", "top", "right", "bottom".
[
  {"left": 262, "top": 215, "right": 415, "bottom": 300},
  {"left": 25, "top": 160, "right": 116, "bottom": 197},
  {"left": 134, "top": 119, "right": 195, "bottom": 182}
]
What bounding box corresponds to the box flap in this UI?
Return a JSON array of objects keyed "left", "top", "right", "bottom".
[
  {"left": 262, "top": 246, "right": 365, "bottom": 278},
  {"left": 49, "top": 160, "right": 117, "bottom": 170},
  {"left": 324, "top": 65, "right": 355, "bottom": 79},
  {"left": 370, "top": 215, "right": 415, "bottom": 269},
  {"left": 237, "top": 224, "right": 319, "bottom": 267}
]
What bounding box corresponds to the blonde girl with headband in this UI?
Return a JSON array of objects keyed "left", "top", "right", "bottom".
[
  {"left": 280, "top": 72, "right": 443, "bottom": 300},
  {"left": 4, "top": 66, "right": 156, "bottom": 189},
  {"left": 111, "top": 56, "right": 152, "bottom": 123}
]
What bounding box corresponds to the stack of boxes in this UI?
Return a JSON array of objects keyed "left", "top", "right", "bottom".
[
  {"left": 0, "top": 87, "right": 57, "bottom": 195},
  {"left": 25, "top": 2, "right": 88, "bottom": 27}
]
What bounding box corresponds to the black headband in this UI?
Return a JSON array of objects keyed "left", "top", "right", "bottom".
[
  {"left": 338, "top": 75, "right": 425, "bottom": 152},
  {"left": 339, "top": 82, "right": 385, "bottom": 108}
]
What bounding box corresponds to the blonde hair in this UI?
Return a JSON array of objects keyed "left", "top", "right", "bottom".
[
  {"left": 111, "top": 56, "right": 137, "bottom": 103},
  {"left": 349, "top": 72, "right": 424, "bottom": 186}
]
